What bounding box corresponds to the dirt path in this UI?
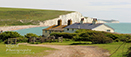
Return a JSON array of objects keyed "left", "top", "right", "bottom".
[{"left": 27, "top": 44, "right": 110, "bottom": 57}]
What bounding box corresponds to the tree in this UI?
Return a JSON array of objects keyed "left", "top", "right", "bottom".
[{"left": 0, "top": 31, "right": 21, "bottom": 41}]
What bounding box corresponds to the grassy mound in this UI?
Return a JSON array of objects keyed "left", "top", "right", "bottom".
[{"left": 0, "top": 7, "right": 73, "bottom": 26}]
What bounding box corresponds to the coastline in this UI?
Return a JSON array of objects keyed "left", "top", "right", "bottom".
[{"left": 0, "top": 25, "right": 48, "bottom": 31}]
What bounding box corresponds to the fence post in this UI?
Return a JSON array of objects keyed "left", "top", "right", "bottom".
[
  {"left": 52, "top": 36, "right": 55, "bottom": 41},
  {"left": 7, "top": 38, "right": 9, "bottom": 44},
  {"left": 33, "top": 37, "right": 35, "bottom": 43},
  {"left": 14, "top": 38, "right": 17, "bottom": 44},
  {"left": 61, "top": 36, "right": 63, "bottom": 42}
]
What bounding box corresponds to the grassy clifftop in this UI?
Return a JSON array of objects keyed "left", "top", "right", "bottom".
[{"left": 0, "top": 7, "right": 73, "bottom": 26}]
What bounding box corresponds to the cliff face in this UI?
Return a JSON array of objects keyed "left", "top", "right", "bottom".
[
  {"left": 43, "top": 12, "right": 84, "bottom": 26},
  {"left": 43, "top": 12, "right": 119, "bottom": 26}
]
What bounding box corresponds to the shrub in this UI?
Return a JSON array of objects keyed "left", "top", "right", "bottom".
[
  {"left": 0, "top": 31, "right": 22, "bottom": 41},
  {"left": 115, "top": 39, "right": 120, "bottom": 42},
  {"left": 73, "top": 34, "right": 81, "bottom": 41},
  {"left": 0, "top": 40, "right": 3, "bottom": 43},
  {"left": 127, "top": 47, "right": 131, "bottom": 57},
  {"left": 75, "top": 29, "right": 90, "bottom": 33},
  {"left": 126, "top": 39, "right": 131, "bottom": 43},
  {"left": 50, "top": 32, "right": 76, "bottom": 39},
  {"left": 105, "top": 33, "right": 119, "bottom": 40},
  {"left": 17, "top": 37, "right": 28, "bottom": 43},
  {"left": 91, "top": 33, "right": 113, "bottom": 44},
  {"left": 24, "top": 33, "right": 38, "bottom": 38}
]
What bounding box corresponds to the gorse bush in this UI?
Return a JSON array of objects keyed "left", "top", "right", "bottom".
[
  {"left": 90, "top": 34, "right": 113, "bottom": 44},
  {"left": 50, "top": 29, "right": 131, "bottom": 44},
  {"left": 105, "top": 33, "right": 119, "bottom": 40},
  {"left": 0, "top": 31, "right": 22, "bottom": 41},
  {"left": 17, "top": 37, "right": 28, "bottom": 42},
  {"left": 50, "top": 32, "right": 76, "bottom": 39},
  {"left": 24, "top": 33, "right": 39, "bottom": 38}
]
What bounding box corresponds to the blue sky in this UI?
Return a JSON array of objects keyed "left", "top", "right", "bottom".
[{"left": 0, "top": 0, "right": 131, "bottom": 22}]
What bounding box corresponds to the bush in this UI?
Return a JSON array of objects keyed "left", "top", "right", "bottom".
[
  {"left": 105, "top": 33, "right": 119, "bottom": 40},
  {"left": 73, "top": 34, "right": 81, "bottom": 41},
  {"left": 0, "top": 31, "right": 22, "bottom": 41},
  {"left": 75, "top": 29, "right": 131, "bottom": 43},
  {"left": 0, "top": 40, "right": 3, "bottom": 43},
  {"left": 24, "top": 33, "right": 38, "bottom": 38},
  {"left": 91, "top": 33, "right": 113, "bottom": 44},
  {"left": 115, "top": 39, "right": 120, "bottom": 42},
  {"left": 17, "top": 37, "right": 28, "bottom": 43},
  {"left": 127, "top": 47, "right": 131, "bottom": 57},
  {"left": 126, "top": 39, "right": 131, "bottom": 43},
  {"left": 50, "top": 32, "right": 76, "bottom": 39}
]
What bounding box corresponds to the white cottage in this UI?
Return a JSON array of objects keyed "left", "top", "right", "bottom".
[{"left": 64, "top": 18, "right": 114, "bottom": 33}]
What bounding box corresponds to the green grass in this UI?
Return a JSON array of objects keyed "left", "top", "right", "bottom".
[
  {"left": 41, "top": 40, "right": 92, "bottom": 45},
  {"left": 0, "top": 7, "right": 73, "bottom": 26},
  {"left": 93, "top": 42, "right": 131, "bottom": 57},
  {"left": 0, "top": 43, "right": 56, "bottom": 57},
  {"left": 0, "top": 40, "right": 130, "bottom": 57}
]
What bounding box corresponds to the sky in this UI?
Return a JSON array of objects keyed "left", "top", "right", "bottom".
[{"left": 0, "top": 0, "right": 131, "bottom": 23}]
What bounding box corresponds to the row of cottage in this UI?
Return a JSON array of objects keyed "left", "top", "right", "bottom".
[{"left": 42, "top": 18, "right": 114, "bottom": 37}]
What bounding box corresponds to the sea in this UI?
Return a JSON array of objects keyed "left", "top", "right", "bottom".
[
  {"left": 14, "top": 23, "right": 131, "bottom": 36},
  {"left": 105, "top": 23, "right": 131, "bottom": 34}
]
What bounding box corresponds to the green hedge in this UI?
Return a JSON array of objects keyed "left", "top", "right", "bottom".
[
  {"left": 50, "top": 32, "right": 76, "bottom": 39},
  {"left": 0, "top": 31, "right": 22, "bottom": 41},
  {"left": 50, "top": 29, "right": 131, "bottom": 44}
]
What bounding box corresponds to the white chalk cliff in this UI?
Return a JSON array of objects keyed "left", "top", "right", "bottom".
[{"left": 43, "top": 12, "right": 119, "bottom": 26}]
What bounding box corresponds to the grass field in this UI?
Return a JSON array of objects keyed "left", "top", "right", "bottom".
[
  {"left": 94, "top": 42, "right": 131, "bottom": 57},
  {"left": 0, "top": 7, "right": 73, "bottom": 26},
  {"left": 0, "top": 43, "right": 56, "bottom": 57},
  {"left": 0, "top": 40, "right": 130, "bottom": 57},
  {"left": 41, "top": 40, "right": 131, "bottom": 57}
]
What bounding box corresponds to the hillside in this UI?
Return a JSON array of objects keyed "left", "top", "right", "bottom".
[{"left": 0, "top": 7, "right": 73, "bottom": 26}]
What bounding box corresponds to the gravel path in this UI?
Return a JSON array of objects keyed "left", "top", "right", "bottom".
[{"left": 28, "top": 44, "right": 110, "bottom": 57}]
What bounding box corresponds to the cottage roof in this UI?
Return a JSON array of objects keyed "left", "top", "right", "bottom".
[
  {"left": 64, "top": 23, "right": 111, "bottom": 29},
  {"left": 43, "top": 25, "right": 67, "bottom": 31}
]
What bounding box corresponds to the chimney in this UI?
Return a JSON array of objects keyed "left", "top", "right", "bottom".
[
  {"left": 58, "top": 19, "right": 62, "bottom": 26},
  {"left": 80, "top": 18, "right": 84, "bottom": 24},
  {"left": 68, "top": 19, "right": 72, "bottom": 26},
  {"left": 92, "top": 18, "right": 97, "bottom": 25}
]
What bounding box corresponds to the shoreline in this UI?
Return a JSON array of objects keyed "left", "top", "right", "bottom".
[{"left": 0, "top": 25, "right": 49, "bottom": 31}]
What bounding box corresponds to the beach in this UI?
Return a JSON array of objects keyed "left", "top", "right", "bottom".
[{"left": 0, "top": 25, "right": 48, "bottom": 31}]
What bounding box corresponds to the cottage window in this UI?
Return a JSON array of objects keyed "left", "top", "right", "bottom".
[
  {"left": 72, "top": 29, "right": 74, "bottom": 31},
  {"left": 60, "top": 31, "right": 62, "bottom": 32},
  {"left": 67, "top": 28, "right": 69, "bottom": 31},
  {"left": 45, "top": 31, "right": 47, "bottom": 33},
  {"left": 49, "top": 31, "right": 51, "bottom": 34},
  {"left": 107, "top": 30, "right": 110, "bottom": 32}
]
